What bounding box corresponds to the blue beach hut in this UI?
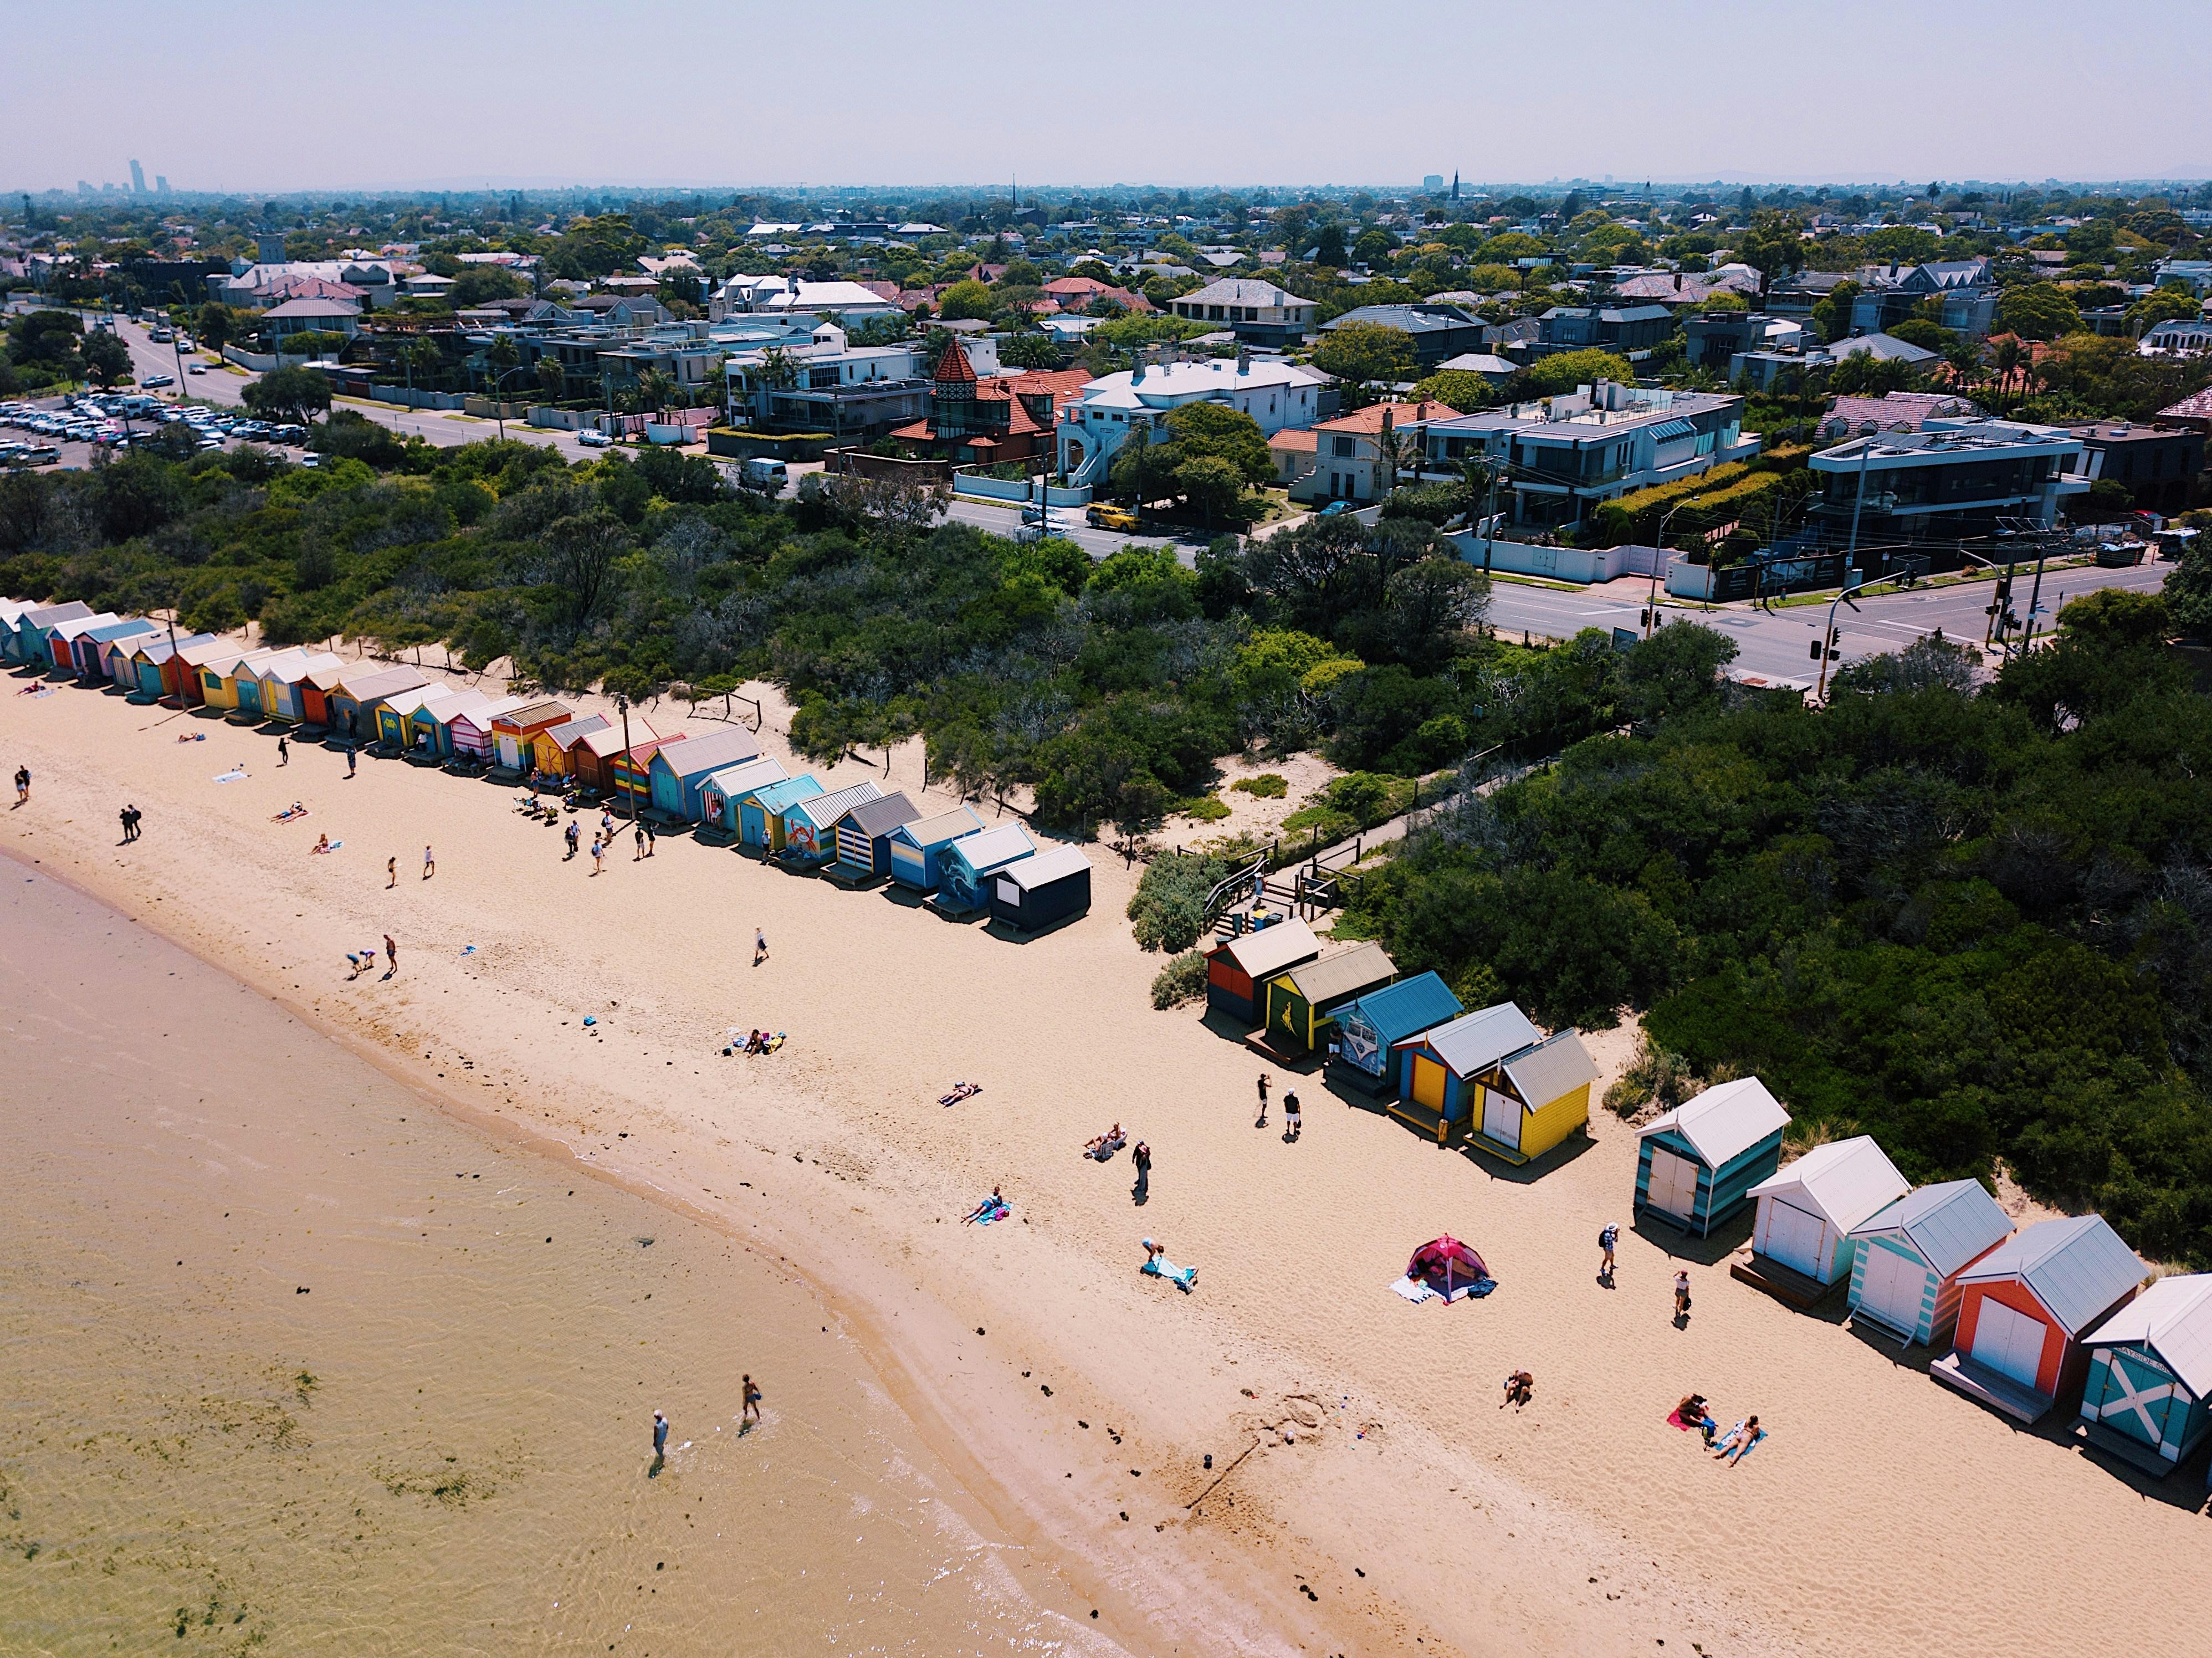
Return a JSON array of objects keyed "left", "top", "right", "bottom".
[
  {"left": 887, "top": 806, "right": 985, "bottom": 891},
  {"left": 698, "top": 757, "right": 788, "bottom": 838},
  {"left": 1634, "top": 1077, "right": 1791, "bottom": 1237},
  {"left": 935, "top": 822, "right": 1036, "bottom": 913},
  {"left": 2077, "top": 1273, "right": 2212, "bottom": 1476},
  {"left": 832, "top": 792, "right": 921, "bottom": 877},
  {"left": 76, "top": 617, "right": 157, "bottom": 679},
  {"left": 1332, "top": 973, "right": 1464, "bottom": 1093},
  {"left": 1845, "top": 1179, "right": 2015, "bottom": 1347},
  {"left": 7, "top": 600, "right": 85, "bottom": 663},
  {"left": 647, "top": 727, "right": 763, "bottom": 822},
  {"left": 782, "top": 780, "right": 883, "bottom": 863},
  {"left": 741, "top": 775, "right": 823, "bottom": 851}
]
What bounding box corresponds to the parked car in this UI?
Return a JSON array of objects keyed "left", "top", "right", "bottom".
[
  {"left": 1317, "top": 500, "right": 1355, "bottom": 517},
  {"left": 1086, "top": 503, "right": 1140, "bottom": 531},
  {"left": 576, "top": 429, "right": 611, "bottom": 448}
]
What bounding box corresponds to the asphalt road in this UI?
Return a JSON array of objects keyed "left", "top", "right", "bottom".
[{"left": 1481, "top": 557, "right": 2172, "bottom": 680}]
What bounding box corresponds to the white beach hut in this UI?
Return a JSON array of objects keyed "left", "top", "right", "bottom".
[{"left": 1743, "top": 1135, "right": 1909, "bottom": 1293}]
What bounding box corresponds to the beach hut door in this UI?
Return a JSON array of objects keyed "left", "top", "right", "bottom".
[
  {"left": 1971, "top": 1299, "right": 2046, "bottom": 1389},
  {"left": 1856, "top": 1244, "right": 1924, "bottom": 1336},
  {"left": 1479, "top": 1086, "right": 1520, "bottom": 1150},
  {"left": 1410, "top": 1055, "right": 1447, "bottom": 1113},
  {"left": 1646, "top": 1146, "right": 1698, "bottom": 1220},
  {"left": 1762, "top": 1200, "right": 1829, "bottom": 1278}
]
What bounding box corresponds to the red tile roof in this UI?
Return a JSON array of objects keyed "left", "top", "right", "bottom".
[
  {"left": 933, "top": 337, "right": 977, "bottom": 385},
  {"left": 1313, "top": 400, "right": 1462, "bottom": 435}
]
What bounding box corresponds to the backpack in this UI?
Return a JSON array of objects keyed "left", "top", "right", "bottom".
[{"left": 1599, "top": 1225, "right": 1615, "bottom": 1247}]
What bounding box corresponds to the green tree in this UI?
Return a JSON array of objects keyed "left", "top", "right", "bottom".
[
  {"left": 1518, "top": 348, "right": 1636, "bottom": 398},
  {"left": 1161, "top": 400, "right": 1271, "bottom": 484},
  {"left": 1809, "top": 280, "right": 1862, "bottom": 345},
  {"left": 1995, "top": 283, "right": 2082, "bottom": 341},
  {"left": 242, "top": 364, "right": 332, "bottom": 424},
  {"left": 1175, "top": 454, "right": 1246, "bottom": 530},
  {"left": 450, "top": 265, "right": 528, "bottom": 308},
  {"left": 1736, "top": 209, "right": 1805, "bottom": 301},
  {"left": 1313, "top": 321, "right": 1420, "bottom": 387},
  {"left": 78, "top": 328, "right": 130, "bottom": 388},
  {"left": 536, "top": 357, "right": 567, "bottom": 405},
  {"left": 936, "top": 279, "right": 994, "bottom": 321},
  {"left": 1411, "top": 369, "right": 1494, "bottom": 410},
  {"left": 1314, "top": 222, "right": 1348, "bottom": 266}
]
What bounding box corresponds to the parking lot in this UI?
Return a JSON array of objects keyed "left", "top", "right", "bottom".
[{"left": 0, "top": 390, "right": 314, "bottom": 470}]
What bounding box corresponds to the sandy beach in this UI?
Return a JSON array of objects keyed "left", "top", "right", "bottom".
[{"left": 6, "top": 653, "right": 2210, "bottom": 1658}]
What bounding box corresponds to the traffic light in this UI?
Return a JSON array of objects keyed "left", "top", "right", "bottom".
[
  {"left": 1810, "top": 638, "right": 1824, "bottom": 661},
  {"left": 1640, "top": 607, "right": 1651, "bottom": 627}
]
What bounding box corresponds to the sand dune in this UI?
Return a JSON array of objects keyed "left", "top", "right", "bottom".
[{"left": 5, "top": 657, "right": 2207, "bottom": 1658}]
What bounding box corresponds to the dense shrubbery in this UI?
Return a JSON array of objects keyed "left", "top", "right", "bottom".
[{"left": 1342, "top": 592, "right": 2212, "bottom": 1265}]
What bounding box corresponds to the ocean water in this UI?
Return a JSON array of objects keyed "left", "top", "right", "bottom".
[{"left": 0, "top": 859, "right": 1124, "bottom": 1657}]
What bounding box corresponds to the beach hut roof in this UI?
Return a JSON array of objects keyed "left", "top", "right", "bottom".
[
  {"left": 84, "top": 617, "right": 155, "bottom": 644},
  {"left": 177, "top": 638, "right": 237, "bottom": 668},
  {"left": 660, "top": 727, "right": 762, "bottom": 781},
  {"left": 793, "top": 780, "right": 883, "bottom": 828},
  {"left": 750, "top": 774, "right": 825, "bottom": 813},
  {"left": 1957, "top": 1215, "right": 2147, "bottom": 1335},
  {"left": 1848, "top": 1179, "right": 2014, "bottom": 1277},
  {"left": 1641, "top": 1077, "right": 1791, "bottom": 1168},
  {"left": 136, "top": 632, "right": 216, "bottom": 665},
  {"left": 49, "top": 612, "right": 117, "bottom": 639},
  {"left": 545, "top": 713, "right": 611, "bottom": 749},
  {"left": 1750, "top": 1135, "right": 1909, "bottom": 1235},
  {"left": 377, "top": 684, "right": 441, "bottom": 721},
  {"left": 1501, "top": 1028, "right": 1599, "bottom": 1108},
  {"left": 948, "top": 822, "right": 1036, "bottom": 873},
  {"left": 1407, "top": 1001, "right": 1542, "bottom": 1077},
  {"left": 1348, "top": 973, "right": 1464, "bottom": 1046},
  {"left": 899, "top": 806, "right": 986, "bottom": 848},
  {"left": 839, "top": 791, "right": 921, "bottom": 839},
  {"left": 493, "top": 698, "right": 570, "bottom": 729},
  {"left": 339, "top": 664, "right": 429, "bottom": 701},
  {"left": 263, "top": 649, "right": 341, "bottom": 685},
  {"left": 1211, "top": 917, "right": 1322, "bottom": 979},
  {"left": 580, "top": 717, "right": 661, "bottom": 758},
  {"left": 414, "top": 686, "right": 490, "bottom": 722},
  {"left": 453, "top": 694, "right": 527, "bottom": 731},
  {"left": 23, "top": 600, "right": 93, "bottom": 628},
  {"left": 997, "top": 842, "right": 1092, "bottom": 889},
  {"left": 0, "top": 598, "right": 29, "bottom": 628},
  {"left": 2080, "top": 1273, "right": 2212, "bottom": 1397},
  {"left": 1276, "top": 940, "right": 1396, "bottom": 1006},
  {"left": 699, "top": 756, "right": 787, "bottom": 799}
]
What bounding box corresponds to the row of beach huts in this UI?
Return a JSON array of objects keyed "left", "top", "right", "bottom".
[
  {"left": 1203, "top": 915, "right": 2212, "bottom": 1486},
  {"left": 0, "top": 596, "right": 1094, "bottom": 930}
]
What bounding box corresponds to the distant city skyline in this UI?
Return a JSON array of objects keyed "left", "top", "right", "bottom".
[{"left": 4, "top": 0, "right": 2208, "bottom": 195}]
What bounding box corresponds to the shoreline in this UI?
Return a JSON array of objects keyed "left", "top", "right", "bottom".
[{"left": 9, "top": 664, "right": 2210, "bottom": 1658}]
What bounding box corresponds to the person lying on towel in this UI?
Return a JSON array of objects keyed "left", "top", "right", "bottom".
[
  {"left": 1711, "top": 1415, "right": 1765, "bottom": 1464},
  {"left": 1083, "top": 1124, "right": 1125, "bottom": 1159},
  {"left": 1141, "top": 1239, "right": 1197, "bottom": 1290},
  {"left": 961, "top": 1186, "right": 1009, "bottom": 1225},
  {"left": 939, "top": 1082, "right": 981, "bottom": 1106}
]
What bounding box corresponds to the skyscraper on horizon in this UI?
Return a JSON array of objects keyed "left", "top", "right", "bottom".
[
  {"left": 156, "top": 175, "right": 170, "bottom": 194},
  {"left": 130, "top": 159, "right": 146, "bottom": 194}
]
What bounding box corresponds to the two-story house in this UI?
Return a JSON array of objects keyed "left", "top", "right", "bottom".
[
  {"left": 2070, "top": 421, "right": 2205, "bottom": 514},
  {"left": 1288, "top": 400, "right": 1463, "bottom": 505},
  {"left": 1535, "top": 304, "right": 1676, "bottom": 357},
  {"left": 1319, "top": 303, "right": 1488, "bottom": 369},
  {"left": 1057, "top": 352, "right": 1326, "bottom": 487},
  {"left": 1163, "top": 279, "right": 1318, "bottom": 346},
  {"left": 1805, "top": 419, "right": 2091, "bottom": 546},
  {"left": 1849, "top": 259, "right": 1997, "bottom": 338}
]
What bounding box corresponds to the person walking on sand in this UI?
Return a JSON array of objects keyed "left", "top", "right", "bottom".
[
  {"left": 1674, "top": 1269, "right": 1692, "bottom": 1322},
  {"left": 277, "top": 734, "right": 289, "bottom": 767},
  {"left": 1131, "top": 1139, "right": 1151, "bottom": 1201},
  {"left": 634, "top": 823, "right": 646, "bottom": 862},
  {"left": 1255, "top": 1072, "right": 1269, "bottom": 1129},
  {"left": 754, "top": 928, "right": 768, "bottom": 966},
  {"left": 565, "top": 820, "right": 580, "bottom": 860},
  {"left": 1283, "top": 1089, "right": 1302, "bottom": 1142},
  {"left": 644, "top": 821, "right": 656, "bottom": 857},
  {"left": 119, "top": 805, "right": 134, "bottom": 842},
  {"left": 741, "top": 1374, "right": 762, "bottom": 1428},
  {"left": 422, "top": 844, "right": 435, "bottom": 880},
  {"left": 590, "top": 837, "right": 605, "bottom": 874},
  {"left": 387, "top": 855, "right": 397, "bottom": 889},
  {"left": 346, "top": 748, "right": 356, "bottom": 778},
  {"left": 383, "top": 933, "right": 397, "bottom": 974},
  {"left": 13, "top": 765, "right": 28, "bottom": 805},
  {"left": 1599, "top": 1221, "right": 1619, "bottom": 1282}
]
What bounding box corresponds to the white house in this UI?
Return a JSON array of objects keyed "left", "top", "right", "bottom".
[
  {"left": 1163, "top": 279, "right": 1318, "bottom": 346},
  {"left": 1744, "top": 1136, "right": 1909, "bottom": 1289},
  {"left": 1056, "top": 354, "right": 1323, "bottom": 488}
]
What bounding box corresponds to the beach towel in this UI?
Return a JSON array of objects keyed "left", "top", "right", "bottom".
[
  {"left": 1391, "top": 1276, "right": 1441, "bottom": 1303},
  {"left": 971, "top": 1200, "right": 1010, "bottom": 1226},
  {"left": 213, "top": 769, "right": 248, "bottom": 783},
  {"left": 1394, "top": 1273, "right": 1494, "bottom": 1303},
  {"left": 1723, "top": 1428, "right": 1768, "bottom": 1463},
  {"left": 1142, "top": 1257, "right": 1197, "bottom": 1291}
]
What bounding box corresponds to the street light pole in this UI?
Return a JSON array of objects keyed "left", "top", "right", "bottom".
[{"left": 1814, "top": 575, "right": 1863, "bottom": 702}]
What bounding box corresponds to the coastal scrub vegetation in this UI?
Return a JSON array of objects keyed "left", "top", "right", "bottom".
[{"left": 1340, "top": 593, "right": 2212, "bottom": 1266}]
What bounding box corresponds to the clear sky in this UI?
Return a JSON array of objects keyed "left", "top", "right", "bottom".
[{"left": 7, "top": 0, "right": 2206, "bottom": 195}]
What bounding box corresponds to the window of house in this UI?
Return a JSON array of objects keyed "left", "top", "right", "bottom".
[{"left": 1333, "top": 434, "right": 1356, "bottom": 458}]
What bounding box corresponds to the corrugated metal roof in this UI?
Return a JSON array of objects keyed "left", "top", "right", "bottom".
[
  {"left": 1750, "top": 1136, "right": 1908, "bottom": 1234},
  {"left": 1413, "top": 1002, "right": 1542, "bottom": 1077},
  {"left": 947, "top": 822, "right": 1036, "bottom": 874},
  {"left": 999, "top": 843, "right": 1092, "bottom": 889},
  {"left": 1502, "top": 1029, "right": 1599, "bottom": 1108},
  {"left": 792, "top": 780, "right": 883, "bottom": 827},
  {"left": 841, "top": 792, "right": 921, "bottom": 838},
  {"left": 2081, "top": 1273, "right": 2212, "bottom": 1398},
  {"left": 1276, "top": 941, "right": 1396, "bottom": 1008},
  {"left": 1641, "top": 1077, "right": 1791, "bottom": 1168},
  {"left": 899, "top": 806, "right": 986, "bottom": 848},
  {"left": 1211, "top": 917, "right": 1322, "bottom": 980},
  {"left": 1849, "top": 1179, "right": 2014, "bottom": 1278},
  {"left": 1647, "top": 417, "right": 1697, "bottom": 442},
  {"left": 451, "top": 694, "right": 526, "bottom": 731},
  {"left": 1346, "top": 973, "right": 1463, "bottom": 1045},
  {"left": 545, "top": 714, "right": 611, "bottom": 748},
  {"left": 750, "top": 775, "right": 824, "bottom": 814},
  {"left": 699, "top": 757, "right": 787, "bottom": 800},
  {"left": 23, "top": 601, "right": 93, "bottom": 628},
  {"left": 1960, "top": 1215, "right": 2147, "bottom": 1336},
  {"left": 495, "top": 698, "right": 570, "bottom": 729},
  {"left": 661, "top": 727, "right": 762, "bottom": 780},
  {"left": 341, "top": 666, "right": 429, "bottom": 702}
]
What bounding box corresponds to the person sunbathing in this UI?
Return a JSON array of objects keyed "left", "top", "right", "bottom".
[
  {"left": 311, "top": 832, "right": 331, "bottom": 854},
  {"left": 1712, "top": 1415, "right": 1763, "bottom": 1463},
  {"left": 273, "top": 801, "right": 308, "bottom": 821},
  {"left": 1140, "top": 1238, "right": 1197, "bottom": 1289},
  {"left": 939, "top": 1082, "right": 981, "bottom": 1106},
  {"left": 1502, "top": 1371, "right": 1534, "bottom": 1409},
  {"left": 1084, "top": 1124, "right": 1126, "bottom": 1159},
  {"left": 961, "top": 1186, "right": 1007, "bottom": 1225}
]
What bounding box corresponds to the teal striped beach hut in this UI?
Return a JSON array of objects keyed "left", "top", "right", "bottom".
[
  {"left": 2077, "top": 1273, "right": 2212, "bottom": 1476},
  {"left": 1845, "top": 1180, "right": 2014, "bottom": 1347},
  {"left": 1635, "top": 1077, "right": 1790, "bottom": 1237}
]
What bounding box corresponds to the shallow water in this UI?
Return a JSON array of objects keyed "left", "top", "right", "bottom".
[{"left": 0, "top": 860, "right": 1124, "bottom": 1657}]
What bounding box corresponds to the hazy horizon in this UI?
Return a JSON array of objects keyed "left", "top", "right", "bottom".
[{"left": 7, "top": 0, "right": 2207, "bottom": 197}]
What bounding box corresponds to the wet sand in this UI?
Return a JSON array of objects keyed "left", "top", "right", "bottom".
[{"left": 0, "top": 862, "right": 1125, "bottom": 1657}]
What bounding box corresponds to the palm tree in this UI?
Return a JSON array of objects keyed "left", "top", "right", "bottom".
[
  {"left": 636, "top": 367, "right": 678, "bottom": 414},
  {"left": 484, "top": 334, "right": 520, "bottom": 396},
  {"left": 1989, "top": 336, "right": 2026, "bottom": 415},
  {"left": 403, "top": 337, "right": 442, "bottom": 395},
  {"left": 1375, "top": 411, "right": 1417, "bottom": 496}
]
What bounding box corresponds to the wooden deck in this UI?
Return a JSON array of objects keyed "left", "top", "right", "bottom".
[
  {"left": 1929, "top": 1352, "right": 2054, "bottom": 1424},
  {"left": 1463, "top": 1129, "right": 1532, "bottom": 1167},
  {"left": 1729, "top": 1251, "right": 1841, "bottom": 1311},
  {"left": 2075, "top": 1418, "right": 2176, "bottom": 1476}
]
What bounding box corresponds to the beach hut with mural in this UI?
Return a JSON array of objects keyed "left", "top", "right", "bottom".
[
  {"left": 489, "top": 699, "right": 571, "bottom": 772},
  {"left": 448, "top": 694, "right": 525, "bottom": 765},
  {"left": 531, "top": 713, "right": 609, "bottom": 778},
  {"left": 782, "top": 780, "right": 883, "bottom": 864},
  {"left": 1259, "top": 941, "right": 1397, "bottom": 1057},
  {"left": 986, "top": 842, "right": 1094, "bottom": 931},
  {"left": 1634, "top": 1077, "right": 1791, "bottom": 1237},
  {"left": 8, "top": 600, "right": 91, "bottom": 664},
  {"left": 374, "top": 684, "right": 444, "bottom": 750},
  {"left": 647, "top": 728, "right": 762, "bottom": 822},
  {"left": 887, "top": 806, "right": 986, "bottom": 892},
  {"left": 1933, "top": 1214, "right": 2147, "bottom": 1424},
  {"left": 696, "top": 756, "right": 787, "bottom": 838},
  {"left": 831, "top": 792, "right": 921, "bottom": 878},
  {"left": 1734, "top": 1135, "right": 1910, "bottom": 1307},
  {"left": 610, "top": 733, "right": 684, "bottom": 811},
  {"left": 1387, "top": 1001, "right": 1596, "bottom": 1161},
  {"left": 1844, "top": 1179, "right": 2014, "bottom": 1347},
  {"left": 739, "top": 774, "right": 821, "bottom": 851},
  {"left": 1332, "top": 973, "right": 1463, "bottom": 1094},
  {"left": 405, "top": 687, "right": 490, "bottom": 758},
  {"left": 936, "top": 822, "right": 1037, "bottom": 914},
  {"left": 2075, "top": 1273, "right": 2212, "bottom": 1476},
  {"left": 1202, "top": 918, "right": 1323, "bottom": 1027}
]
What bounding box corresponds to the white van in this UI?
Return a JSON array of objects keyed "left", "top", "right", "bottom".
[{"left": 740, "top": 457, "right": 787, "bottom": 492}]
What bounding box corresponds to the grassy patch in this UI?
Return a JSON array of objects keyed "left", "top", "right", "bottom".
[{"left": 1231, "top": 773, "right": 1288, "bottom": 799}]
